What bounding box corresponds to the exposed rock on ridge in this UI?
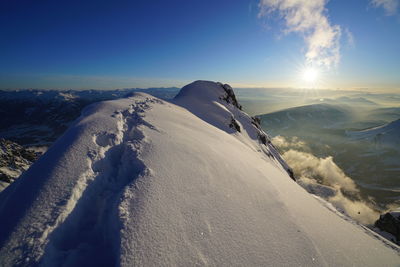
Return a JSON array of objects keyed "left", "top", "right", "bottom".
[{"left": 0, "top": 139, "right": 39, "bottom": 190}]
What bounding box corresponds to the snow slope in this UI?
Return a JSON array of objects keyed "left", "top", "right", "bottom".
[
  {"left": 349, "top": 119, "right": 400, "bottom": 151},
  {"left": 0, "top": 81, "right": 398, "bottom": 266}
]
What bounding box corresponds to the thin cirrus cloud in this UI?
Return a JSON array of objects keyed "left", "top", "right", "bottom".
[
  {"left": 371, "top": 0, "right": 399, "bottom": 15},
  {"left": 258, "top": 0, "right": 341, "bottom": 69}
]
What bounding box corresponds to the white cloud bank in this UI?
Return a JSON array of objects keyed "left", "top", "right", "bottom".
[
  {"left": 271, "top": 135, "right": 306, "bottom": 149},
  {"left": 259, "top": 0, "right": 341, "bottom": 68},
  {"left": 372, "top": 0, "right": 399, "bottom": 15},
  {"left": 272, "top": 136, "right": 379, "bottom": 224}
]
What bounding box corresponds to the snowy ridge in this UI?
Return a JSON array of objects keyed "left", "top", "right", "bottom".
[
  {"left": 349, "top": 119, "right": 400, "bottom": 150},
  {"left": 41, "top": 99, "right": 158, "bottom": 265},
  {"left": 0, "top": 81, "right": 399, "bottom": 266}
]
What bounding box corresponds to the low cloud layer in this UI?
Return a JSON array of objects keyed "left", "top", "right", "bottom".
[
  {"left": 259, "top": 0, "right": 341, "bottom": 68},
  {"left": 272, "top": 136, "right": 379, "bottom": 225},
  {"left": 372, "top": 0, "right": 399, "bottom": 15},
  {"left": 283, "top": 149, "right": 379, "bottom": 224},
  {"left": 271, "top": 135, "right": 306, "bottom": 149}
]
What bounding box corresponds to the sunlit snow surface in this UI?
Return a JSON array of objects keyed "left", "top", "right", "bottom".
[{"left": 0, "top": 81, "right": 398, "bottom": 266}]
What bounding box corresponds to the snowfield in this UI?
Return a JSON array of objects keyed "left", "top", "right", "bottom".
[{"left": 0, "top": 81, "right": 399, "bottom": 266}]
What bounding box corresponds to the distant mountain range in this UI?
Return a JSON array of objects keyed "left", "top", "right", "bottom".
[
  {"left": 259, "top": 103, "right": 352, "bottom": 136},
  {"left": 316, "top": 96, "right": 378, "bottom": 106}
]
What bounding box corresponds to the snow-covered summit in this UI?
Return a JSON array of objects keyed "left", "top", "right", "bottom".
[
  {"left": 175, "top": 80, "right": 224, "bottom": 101},
  {"left": 175, "top": 80, "right": 241, "bottom": 109},
  {"left": 0, "top": 81, "right": 399, "bottom": 266},
  {"left": 174, "top": 80, "right": 293, "bottom": 179}
]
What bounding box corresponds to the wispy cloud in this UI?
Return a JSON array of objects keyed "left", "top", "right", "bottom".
[
  {"left": 344, "top": 28, "right": 355, "bottom": 48},
  {"left": 258, "top": 0, "right": 341, "bottom": 68},
  {"left": 371, "top": 0, "right": 399, "bottom": 16},
  {"left": 271, "top": 135, "right": 307, "bottom": 149}
]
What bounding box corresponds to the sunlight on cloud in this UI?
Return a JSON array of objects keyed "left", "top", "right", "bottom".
[
  {"left": 371, "top": 0, "right": 399, "bottom": 16},
  {"left": 272, "top": 135, "right": 380, "bottom": 224},
  {"left": 271, "top": 135, "right": 306, "bottom": 149},
  {"left": 283, "top": 149, "right": 380, "bottom": 224},
  {"left": 283, "top": 149, "right": 358, "bottom": 193},
  {"left": 329, "top": 191, "right": 380, "bottom": 225},
  {"left": 258, "top": 0, "right": 341, "bottom": 68}
]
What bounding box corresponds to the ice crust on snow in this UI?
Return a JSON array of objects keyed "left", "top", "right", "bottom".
[{"left": 0, "top": 80, "right": 399, "bottom": 266}]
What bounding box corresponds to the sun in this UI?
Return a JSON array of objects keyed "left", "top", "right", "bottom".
[
  {"left": 294, "top": 62, "right": 324, "bottom": 88},
  {"left": 302, "top": 67, "right": 319, "bottom": 83}
]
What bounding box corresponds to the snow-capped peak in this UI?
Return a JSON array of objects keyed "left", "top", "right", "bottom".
[
  {"left": 174, "top": 80, "right": 294, "bottom": 179},
  {"left": 174, "top": 80, "right": 241, "bottom": 109}
]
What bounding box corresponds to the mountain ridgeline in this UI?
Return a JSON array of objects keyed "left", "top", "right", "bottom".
[{"left": 0, "top": 81, "right": 399, "bottom": 266}]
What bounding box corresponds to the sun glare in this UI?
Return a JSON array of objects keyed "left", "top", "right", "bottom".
[{"left": 302, "top": 67, "right": 319, "bottom": 83}]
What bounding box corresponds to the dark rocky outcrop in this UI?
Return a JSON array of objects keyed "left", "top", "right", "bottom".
[
  {"left": 218, "top": 83, "right": 242, "bottom": 110},
  {"left": 375, "top": 212, "right": 400, "bottom": 244},
  {"left": 0, "top": 139, "right": 39, "bottom": 185},
  {"left": 229, "top": 117, "right": 241, "bottom": 132},
  {"left": 251, "top": 116, "right": 262, "bottom": 129}
]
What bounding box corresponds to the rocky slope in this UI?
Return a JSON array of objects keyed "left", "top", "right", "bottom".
[{"left": 0, "top": 139, "right": 39, "bottom": 191}]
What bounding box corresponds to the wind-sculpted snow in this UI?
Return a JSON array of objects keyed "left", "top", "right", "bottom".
[{"left": 0, "top": 81, "right": 399, "bottom": 266}]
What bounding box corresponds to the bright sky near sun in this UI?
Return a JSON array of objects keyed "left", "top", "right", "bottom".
[{"left": 0, "top": 0, "right": 399, "bottom": 90}]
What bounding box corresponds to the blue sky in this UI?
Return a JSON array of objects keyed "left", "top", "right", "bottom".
[{"left": 0, "top": 0, "right": 399, "bottom": 90}]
